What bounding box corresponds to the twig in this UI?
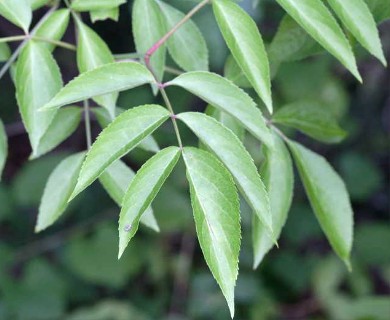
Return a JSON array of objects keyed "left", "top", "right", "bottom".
[{"left": 144, "top": 0, "right": 210, "bottom": 71}]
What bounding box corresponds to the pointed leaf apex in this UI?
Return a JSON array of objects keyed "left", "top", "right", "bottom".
[
  {"left": 265, "top": 97, "right": 273, "bottom": 115},
  {"left": 228, "top": 300, "right": 235, "bottom": 319},
  {"left": 344, "top": 258, "right": 352, "bottom": 272}
]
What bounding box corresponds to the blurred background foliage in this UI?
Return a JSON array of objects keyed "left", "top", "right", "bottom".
[{"left": 0, "top": 0, "right": 389, "bottom": 319}]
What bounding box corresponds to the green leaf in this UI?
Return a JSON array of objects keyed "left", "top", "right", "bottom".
[
  {"left": 99, "top": 160, "right": 159, "bottom": 232},
  {"left": 30, "top": 0, "right": 49, "bottom": 10},
  {"left": 0, "top": 120, "right": 7, "bottom": 180},
  {"left": 205, "top": 105, "right": 244, "bottom": 142},
  {"left": 212, "top": 0, "right": 273, "bottom": 113},
  {"left": 223, "top": 55, "right": 251, "bottom": 88},
  {"left": 178, "top": 112, "right": 274, "bottom": 239},
  {"left": 35, "top": 9, "right": 70, "bottom": 52},
  {"left": 132, "top": 0, "right": 166, "bottom": 84},
  {"left": 0, "top": 0, "right": 32, "bottom": 33},
  {"left": 93, "top": 107, "right": 160, "bottom": 153},
  {"left": 364, "top": 0, "right": 390, "bottom": 23},
  {"left": 41, "top": 62, "right": 155, "bottom": 111},
  {"left": 15, "top": 41, "right": 62, "bottom": 153},
  {"left": 32, "top": 107, "right": 82, "bottom": 159},
  {"left": 274, "top": 0, "right": 361, "bottom": 81},
  {"left": 158, "top": 1, "right": 208, "bottom": 72},
  {"left": 71, "top": 0, "right": 126, "bottom": 12},
  {"left": 90, "top": 7, "right": 119, "bottom": 23},
  {"left": 70, "top": 104, "right": 170, "bottom": 200},
  {"left": 118, "top": 146, "right": 181, "bottom": 257},
  {"left": 268, "top": 15, "right": 323, "bottom": 63},
  {"left": 327, "top": 0, "right": 386, "bottom": 66},
  {"left": 0, "top": 43, "right": 11, "bottom": 62},
  {"left": 35, "top": 152, "right": 86, "bottom": 232},
  {"left": 75, "top": 17, "right": 117, "bottom": 118},
  {"left": 273, "top": 101, "right": 347, "bottom": 143},
  {"left": 288, "top": 140, "right": 354, "bottom": 269},
  {"left": 167, "top": 71, "right": 273, "bottom": 147},
  {"left": 252, "top": 132, "right": 293, "bottom": 268},
  {"left": 183, "top": 147, "right": 240, "bottom": 318}
]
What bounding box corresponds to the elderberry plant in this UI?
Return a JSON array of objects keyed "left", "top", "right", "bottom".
[{"left": 0, "top": 0, "right": 388, "bottom": 317}]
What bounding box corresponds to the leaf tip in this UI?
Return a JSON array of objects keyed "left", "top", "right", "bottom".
[
  {"left": 227, "top": 299, "right": 235, "bottom": 319},
  {"left": 344, "top": 258, "right": 352, "bottom": 272},
  {"left": 34, "top": 221, "right": 45, "bottom": 233},
  {"left": 378, "top": 54, "right": 387, "bottom": 68}
]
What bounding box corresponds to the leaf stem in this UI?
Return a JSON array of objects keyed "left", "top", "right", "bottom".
[
  {"left": 0, "top": 34, "right": 76, "bottom": 51},
  {"left": 0, "top": 1, "right": 60, "bottom": 80},
  {"left": 160, "top": 87, "right": 183, "bottom": 149},
  {"left": 142, "top": 0, "right": 210, "bottom": 150},
  {"left": 32, "top": 36, "right": 77, "bottom": 51},
  {"left": 270, "top": 124, "right": 290, "bottom": 142},
  {"left": 164, "top": 66, "right": 183, "bottom": 76},
  {"left": 83, "top": 100, "right": 92, "bottom": 149},
  {"left": 144, "top": 0, "right": 210, "bottom": 71},
  {"left": 0, "top": 35, "right": 27, "bottom": 43}
]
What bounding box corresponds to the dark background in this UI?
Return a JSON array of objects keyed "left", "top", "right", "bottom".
[{"left": 0, "top": 0, "right": 389, "bottom": 319}]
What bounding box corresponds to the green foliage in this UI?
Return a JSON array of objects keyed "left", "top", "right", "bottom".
[
  {"left": 15, "top": 41, "right": 62, "bottom": 156},
  {"left": 71, "top": 105, "right": 170, "bottom": 199},
  {"left": 275, "top": 0, "right": 362, "bottom": 81},
  {"left": 168, "top": 71, "right": 272, "bottom": 147},
  {"left": 119, "top": 146, "right": 180, "bottom": 257},
  {"left": 288, "top": 141, "right": 354, "bottom": 269},
  {"left": 272, "top": 101, "right": 347, "bottom": 143},
  {"left": 178, "top": 112, "right": 273, "bottom": 240},
  {"left": 213, "top": 0, "right": 273, "bottom": 113},
  {"left": 34, "top": 9, "right": 70, "bottom": 52},
  {"left": 0, "top": 0, "right": 388, "bottom": 317},
  {"left": 184, "top": 147, "right": 240, "bottom": 317},
  {"left": 158, "top": 1, "right": 209, "bottom": 71},
  {"left": 75, "top": 17, "right": 117, "bottom": 117},
  {"left": 35, "top": 152, "right": 86, "bottom": 232},
  {"left": 253, "top": 132, "right": 293, "bottom": 268},
  {"left": 41, "top": 62, "right": 155, "bottom": 111},
  {"left": 0, "top": 0, "right": 32, "bottom": 33}
]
